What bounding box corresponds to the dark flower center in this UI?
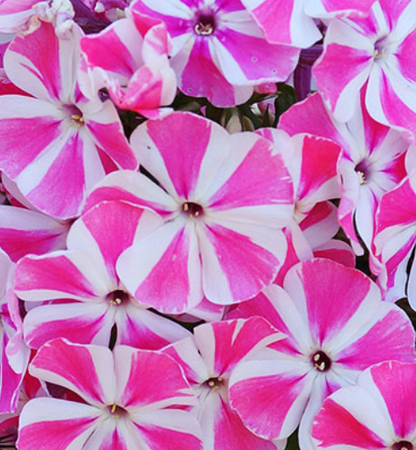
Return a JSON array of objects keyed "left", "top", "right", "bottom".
[
  {"left": 182, "top": 202, "right": 204, "bottom": 218},
  {"left": 108, "top": 404, "right": 128, "bottom": 419},
  {"left": 106, "top": 290, "right": 130, "bottom": 306},
  {"left": 355, "top": 160, "right": 369, "bottom": 185},
  {"left": 194, "top": 12, "right": 216, "bottom": 36},
  {"left": 393, "top": 442, "right": 414, "bottom": 450},
  {"left": 65, "top": 104, "right": 85, "bottom": 125},
  {"left": 311, "top": 350, "right": 332, "bottom": 372},
  {"left": 204, "top": 376, "right": 224, "bottom": 391}
]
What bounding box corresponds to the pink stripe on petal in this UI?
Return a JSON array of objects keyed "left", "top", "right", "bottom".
[
  {"left": 81, "top": 25, "right": 137, "bottom": 78},
  {"left": 15, "top": 254, "right": 97, "bottom": 299},
  {"left": 217, "top": 28, "right": 299, "bottom": 83},
  {"left": 215, "top": 398, "right": 277, "bottom": 450},
  {"left": 115, "top": 348, "right": 192, "bottom": 409},
  {"left": 246, "top": 0, "right": 293, "bottom": 44},
  {"left": 230, "top": 367, "right": 311, "bottom": 440},
  {"left": 397, "top": 31, "right": 416, "bottom": 83},
  {"left": 135, "top": 422, "right": 202, "bottom": 450},
  {"left": 314, "top": 44, "right": 372, "bottom": 113},
  {"left": 0, "top": 335, "right": 22, "bottom": 413},
  {"left": 370, "top": 361, "right": 416, "bottom": 438},
  {"left": 208, "top": 137, "right": 293, "bottom": 211},
  {"left": 312, "top": 398, "right": 386, "bottom": 448},
  {"left": 26, "top": 132, "right": 86, "bottom": 219},
  {"left": 18, "top": 416, "right": 97, "bottom": 450},
  {"left": 145, "top": 112, "right": 211, "bottom": 198},
  {"left": 80, "top": 202, "right": 147, "bottom": 282},
  {"left": 86, "top": 117, "right": 138, "bottom": 170},
  {"left": 287, "top": 259, "right": 372, "bottom": 345},
  {"left": 336, "top": 306, "right": 415, "bottom": 370},
  {"left": 0, "top": 115, "right": 62, "bottom": 178},
  {"left": 180, "top": 38, "right": 239, "bottom": 107},
  {"left": 31, "top": 339, "right": 109, "bottom": 405},
  {"left": 7, "top": 22, "right": 62, "bottom": 99},
  {"left": 203, "top": 222, "right": 280, "bottom": 302}
]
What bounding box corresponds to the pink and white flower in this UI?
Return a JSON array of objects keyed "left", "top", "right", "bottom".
[
  {"left": 14, "top": 200, "right": 190, "bottom": 350},
  {"left": 0, "top": 250, "right": 29, "bottom": 414},
  {"left": 165, "top": 317, "right": 286, "bottom": 450},
  {"left": 0, "top": 0, "right": 42, "bottom": 34},
  {"left": 226, "top": 259, "right": 416, "bottom": 450},
  {"left": 80, "top": 7, "right": 177, "bottom": 118},
  {"left": 312, "top": 361, "right": 416, "bottom": 450},
  {"left": 132, "top": 0, "right": 300, "bottom": 107},
  {"left": 374, "top": 173, "right": 416, "bottom": 305},
  {"left": 279, "top": 90, "right": 409, "bottom": 256},
  {"left": 0, "top": 20, "right": 137, "bottom": 219},
  {"left": 314, "top": 0, "right": 416, "bottom": 140},
  {"left": 18, "top": 338, "right": 202, "bottom": 450},
  {"left": 241, "top": 0, "right": 376, "bottom": 48},
  {"left": 85, "top": 112, "right": 294, "bottom": 312}
]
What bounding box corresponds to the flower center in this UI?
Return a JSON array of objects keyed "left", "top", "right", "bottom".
[
  {"left": 355, "top": 160, "right": 369, "bottom": 185},
  {"left": 108, "top": 404, "right": 128, "bottom": 419},
  {"left": 106, "top": 290, "right": 130, "bottom": 306},
  {"left": 374, "top": 36, "right": 392, "bottom": 61},
  {"left": 204, "top": 376, "right": 224, "bottom": 391},
  {"left": 65, "top": 104, "right": 85, "bottom": 126},
  {"left": 393, "top": 441, "right": 414, "bottom": 450},
  {"left": 194, "top": 12, "right": 216, "bottom": 36},
  {"left": 182, "top": 202, "right": 204, "bottom": 218},
  {"left": 311, "top": 350, "right": 332, "bottom": 372}
]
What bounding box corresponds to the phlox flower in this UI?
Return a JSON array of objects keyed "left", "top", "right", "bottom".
[
  {"left": 17, "top": 338, "right": 202, "bottom": 450},
  {"left": 255, "top": 128, "right": 354, "bottom": 281},
  {"left": 132, "top": 0, "right": 300, "bottom": 107},
  {"left": 79, "top": 6, "right": 177, "bottom": 118},
  {"left": 165, "top": 317, "right": 286, "bottom": 450},
  {"left": 84, "top": 111, "right": 294, "bottom": 312},
  {"left": 226, "top": 259, "right": 416, "bottom": 450},
  {"left": 14, "top": 200, "right": 190, "bottom": 350},
  {"left": 374, "top": 172, "right": 416, "bottom": 305},
  {"left": 312, "top": 361, "right": 416, "bottom": 450},
  {"left": 0, "top": 20, "right": 137, "bottom": 219},
  {"left": 0, "top": 249, "right": 29, "bottom": 414},
  {"left": 240, "top": 0, "right": 376, "bottom": 48},
  {"left": 314, "top": 0, "right": 416, "bottom": 140},
  {"left": 279, "top": 90, "right": 410, "bottom": 256}
]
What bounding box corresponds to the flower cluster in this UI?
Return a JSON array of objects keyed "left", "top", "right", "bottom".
[{"left": 1, "top": 1, "right": 416, "bottom": 450}]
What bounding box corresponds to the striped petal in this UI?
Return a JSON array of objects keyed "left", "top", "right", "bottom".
[{"left": 30, "top": 339, "right": 117, "bottom": 406}]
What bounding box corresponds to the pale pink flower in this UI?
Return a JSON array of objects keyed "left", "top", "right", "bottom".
[
  {"left": 85, "top": 112, "right": 294, "bottom": 312},
  {"left": 0, "top": 21, "right": 137, "bottom": 219},
  {"left": 17, "top": 339, "right": 202, "bottom": 450},
  {"left": 132, "top": 0, "right": 300, "bottom": 107},
  {"left": 227, "top": 259, "right": 416, "bottom": 450},
  {"left": 312, "top": 361, "right": 416, "bottom": 450},
  {"left": 14, "top": 201, "right": 190, "bottom": 350}
]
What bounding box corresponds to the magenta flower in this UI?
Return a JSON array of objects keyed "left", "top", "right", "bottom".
[
  {"left": 17, "top": 339, "right": 202, "bottom": 450},
  {"left": 85, "top": 112, "right": 294, "bottom": 312},
  {"left": 226, "top": 259, "right": 416, "bottom": 450},
  {"left": 132, "top": 0, "right": 300, "bottom": 107},
  {"left": 14, "top": 201, "right": 190, "bottom": 350},
  {"left": 312, "top": 361, "right": 416, "bottom": 450},
  {"left": 80, "top": 7, "right": 177, "bottom": 118},
  {"left": 0, "top": 0, "right": 41, "bottom": 33},
  {"left": 165, "top": 317, "right": 286, "bottom": 450},
  {"left": 314, "top": 0, "right": 416, "bottom": 139},
  {"left": 279, "top": 90, "right": 410, "bottom": 256},
  {"left": 0, "top": 20, "right": 138, "bottom": 219}
]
